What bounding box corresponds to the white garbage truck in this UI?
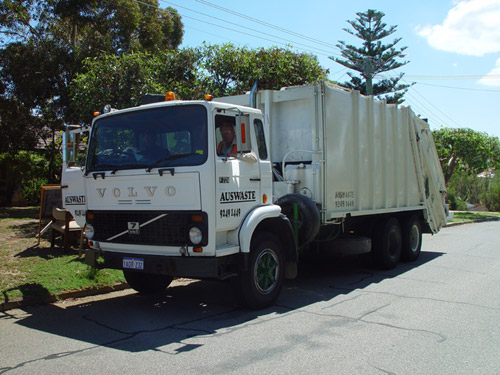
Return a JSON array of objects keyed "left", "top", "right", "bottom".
[{"left": 62, "top": 82, "right": 447, "bottom": 309}]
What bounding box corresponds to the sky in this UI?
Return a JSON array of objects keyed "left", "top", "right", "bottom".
[{"left": 162, "top": 0, "right": 500, "bottom": 138}]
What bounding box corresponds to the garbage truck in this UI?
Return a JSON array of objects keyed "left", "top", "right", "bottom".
[{"left": 61, "top": 81, "right": 447, "bottom": 309}]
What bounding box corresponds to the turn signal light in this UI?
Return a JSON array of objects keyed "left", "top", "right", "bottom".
[
  {"left": 193, "top": 247, "right": 203, "bottom": 253},
  {"left": 241, "top": 123, "right": 246, "bottom": 143},
  {"left": 263, "top": 194, "right": 268, "bottom": 203},
  {"left": 191, "top": 215, "right": 203, "bottom": 222}
]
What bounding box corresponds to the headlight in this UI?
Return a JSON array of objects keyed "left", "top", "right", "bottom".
[
  {"left": 84, "top": 223, "right": 95, "bottom": 240},
  {"left": 189, "top": 226, "right": 202, "bottom": 245}
]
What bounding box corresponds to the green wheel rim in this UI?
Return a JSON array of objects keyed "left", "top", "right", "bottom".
[{"left": 254, "top": 248, "right": 279, "bottom": 294}]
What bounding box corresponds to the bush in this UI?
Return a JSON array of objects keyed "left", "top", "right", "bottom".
[
  {"left": 447, "top": 171, "right": 489, "bottom": 205},
  {"left": 22, "top": 177, "right": 49, "bottom": 205},
  {"left": 0, "top": 151, "right": 57, "bottom": 206},
  {"left": 481, "top": 176, "right": 500, "bottom": 212},
  {"left": 447, "top": 188, "right": 467, "bottom": 211}
]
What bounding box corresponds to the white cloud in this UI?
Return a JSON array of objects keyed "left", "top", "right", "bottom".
[
  {"left": 478, "top": 58, "right": 500, "bottom": 86},
  {"left": 416, "top": 0, "right": 500, "bottom": 56}
]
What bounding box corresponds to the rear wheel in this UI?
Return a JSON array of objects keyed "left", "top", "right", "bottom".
[
  {"left": 401, "top": 215, "right": 422, "bottom": 262},
  {"left": 123, "top": 270, "right": 173, "bottom": 294},
  {"left": 238, "top": 233, "right": 284, "bottom": 309},
  {"left": 372, "top": 217, "right": 402, "bottom": 269}
]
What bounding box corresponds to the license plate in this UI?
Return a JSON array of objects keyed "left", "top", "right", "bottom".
[{"left": 123, "top": 257, "right": 144, "bottom": 270}]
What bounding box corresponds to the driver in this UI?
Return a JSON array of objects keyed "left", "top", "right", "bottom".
[
  {"left": 137, "top": 133, "right": 167, "bottom": 160},
  {"left": 217, "top": 121, "right": 257, "bottom": 163}
]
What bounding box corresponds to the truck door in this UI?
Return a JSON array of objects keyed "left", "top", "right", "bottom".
[
  {"left": 215, "top": 114, "right": 261, "bottom": 232},
  {"left": 415, "top": 125, "right": 447, "bottom": 232},
  {"left": 61, "top": 126, "right": 88, "bottom": 227}
]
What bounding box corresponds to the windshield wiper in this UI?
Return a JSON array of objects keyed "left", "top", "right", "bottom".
[
  {"left": 109, "top": 164, "right": 150, "bottom": 174},
  {"left": 85, "top": 164, "right": 119, "bottom": 176},
  {"left": 87, "top": 163, "right": 150, "bottom": 175},
  {"left": 145, "top": 153, "right": 198, "bottom": 173}
]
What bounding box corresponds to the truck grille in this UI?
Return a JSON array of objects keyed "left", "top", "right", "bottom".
[{"left": 89, "top": 211, "right": 199, "bottom": 246}]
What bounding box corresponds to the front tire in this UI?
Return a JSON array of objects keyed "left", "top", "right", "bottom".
[
  {"left": 238, "top": 233, "right": 284, "bottom": 309},
  {"left": 123, "top": 270, "right": 173, "bottom": 294}
]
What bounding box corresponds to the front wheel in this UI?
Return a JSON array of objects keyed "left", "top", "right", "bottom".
[
  {"left": 123, "top": 270, "right": 173, "bottom": 294},
  {"left": 238, "top": 233, "right": 284, "bottom": 309}
]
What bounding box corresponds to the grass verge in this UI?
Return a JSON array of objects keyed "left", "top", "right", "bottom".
[
  {"left": 0, "top": 207, "right": 124, "bottom": 306},
  {"left": 450, "top": 211, "right": 500, "bottom": 223}
]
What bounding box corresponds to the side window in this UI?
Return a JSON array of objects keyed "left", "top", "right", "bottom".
[
  {"left": 215, "top": 114, "right": 236, "bottom": 157},
  {"left": 254, "top": 119, "right": 268, "bottom": 160}
]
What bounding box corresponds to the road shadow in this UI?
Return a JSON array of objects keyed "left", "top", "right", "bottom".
[
  {"left": 1, "top": 283, "right": 54, "bottom": 306},
  {"left": 11, "top": 250, "right": 444, "bottom": 354}
]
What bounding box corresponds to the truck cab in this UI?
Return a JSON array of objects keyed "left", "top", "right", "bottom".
[{"left": 62, "top": 95, "right": 297, "bottom": 309}]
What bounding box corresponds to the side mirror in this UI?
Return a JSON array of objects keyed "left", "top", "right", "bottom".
[{"left": 63, "top": 125, "right": 88, "bottom": 168}]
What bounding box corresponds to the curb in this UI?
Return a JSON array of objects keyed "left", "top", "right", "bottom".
[
  {"left": 444, "top": 216, "right": 500, "bottom": 228},
  {"left": 0, "top": 283, "right": 129, "bottom": 312}
]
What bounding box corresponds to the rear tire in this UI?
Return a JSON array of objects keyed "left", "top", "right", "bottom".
[
  {"left": 123, "top": 270, "right": 173, "bottom": 294},
  {"left": 401, "top": 215, "right": 422, "bottom": 262},
  {"left": 238, "top": 233, "right": 284, "bottom": 309},
  {"left": 372, "top": 217, "right": 402, "bottom": 269}
]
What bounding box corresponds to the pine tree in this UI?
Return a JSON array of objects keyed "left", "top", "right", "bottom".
[{"left": 331, "top": 9, "right": 411, "bottom": 104}]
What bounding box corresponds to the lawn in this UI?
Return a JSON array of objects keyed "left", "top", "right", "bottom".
[
  {"left": 0, "top": 207, "right": 124, "bottom": 306},
  {"left": 450, "top": 211, "right": 500, "bottom": 223}
]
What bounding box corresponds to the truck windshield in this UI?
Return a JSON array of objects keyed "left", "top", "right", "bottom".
[{"left": 87, "top": 105, "right": 207, "bottom": 173}]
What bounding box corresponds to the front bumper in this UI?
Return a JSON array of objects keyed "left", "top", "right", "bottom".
[{"left": 85, "top": 248, "right": 239, "bottom": 279}]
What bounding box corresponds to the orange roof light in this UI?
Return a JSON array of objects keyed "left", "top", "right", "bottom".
[
  {"left": 165, "top": 92, "right": 176, "bottom": 101},
  {"left": 93, "top": 111, "right": 100, "bottom": 117},
  {"left": 205, "top": 94, "right": 213, "bottom": 101}
]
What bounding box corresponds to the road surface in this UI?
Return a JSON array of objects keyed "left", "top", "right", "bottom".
[{"left": 1, "top": 221, "right": 499, "bottom": 374}]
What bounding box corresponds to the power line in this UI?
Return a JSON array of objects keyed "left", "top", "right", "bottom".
[
  {"left": 402, "top": 79, "right": 463, "bottom": 128},
  {"left": 377, "top": 73, "right": 460, "bottom": 128},
  {"left": 404, "top": 90, "right": 454, "bottom": 128},
  {"left": 406, "top": 74, "right": 500, "bottom": 80},
  {"left": 183, "top": 24, "right": 236, "bottom": 44},
  {"left": 404, "top": 90, "right": 458, "bottom": 128},
  {"left": 194, "top": 0, "right": 340, "bottom": 51},
  {"left": 413, "top": 82, "right": 500, "bottom": 93},
  {"left": 181, "top": 13, "right": 332, "bottom": 57},
  {"left": 158, "top": 0, "right": 340, "bottom": 57}
]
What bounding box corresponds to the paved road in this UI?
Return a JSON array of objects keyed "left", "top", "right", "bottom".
[{"left": 1, "top": 221, "right": 499, "bottom": 375}]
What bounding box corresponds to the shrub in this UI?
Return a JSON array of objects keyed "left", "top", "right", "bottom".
[
  {"left": 447, "top": 188, "right": 467, "bottom": 211},
  {"left": 0, "top": 151, "right": 56, "bottom": 206},
  {"left": 481, "top": 176, "right": 500, "bottom": 212},
  {"left": 447, "top": 171, "right": 489, "bottom": 205},
  {"left": 22, "top": 177, "right": 49, "bottom": 206}
]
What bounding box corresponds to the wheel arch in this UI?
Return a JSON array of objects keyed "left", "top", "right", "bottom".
[{"left": 239, "top": 205, "right": 298, "bottom": 279}]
